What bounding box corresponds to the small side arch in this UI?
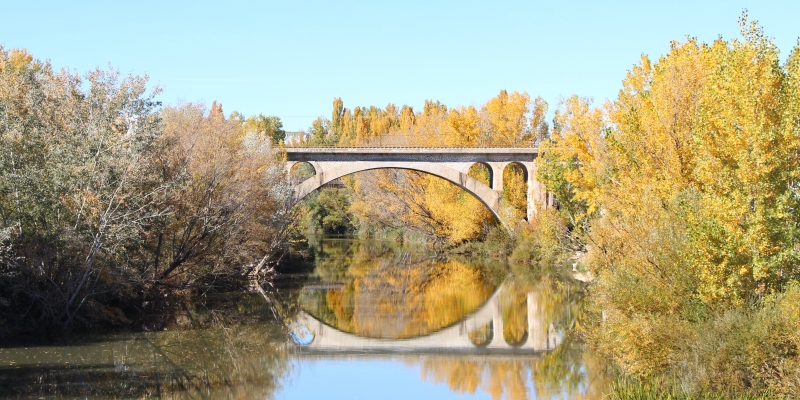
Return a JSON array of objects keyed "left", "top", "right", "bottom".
[
  {"left": 502, "top": 162, "right": 529, "bottom": 220},
  {"left": 292, "top": 161, "right": 503, "bottom": 223},
  {"left": 504, "top": 162, "right": 528, "bottom": 183},
  {"left": 468, "top": 162, "right": 494, "bottom": 189}
]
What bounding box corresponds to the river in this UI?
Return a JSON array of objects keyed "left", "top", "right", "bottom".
[{"left": 0, "top": 236, "right": 608, "bottom": 399}]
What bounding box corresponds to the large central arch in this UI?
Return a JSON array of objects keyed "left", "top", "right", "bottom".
[{"left": 292, "top": 161, "right": 502, "bottom": 222}]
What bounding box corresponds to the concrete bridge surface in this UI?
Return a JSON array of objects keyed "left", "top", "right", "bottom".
[{"left": 285, "top": 147, "right": 555, "bottom": 221}]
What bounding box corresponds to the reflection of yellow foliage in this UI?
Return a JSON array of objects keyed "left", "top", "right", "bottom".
[
  {"left": 351, "top": 259, "right": 495, "bottom": 338},
  {"left": 468, "top": 322, "right": 492, "bottom": 346},
  {"left": 421, "top": 260, "right": 495, "bottom": 331},
  {"left": 417, "top": 349, "right": 606, "bottom": 400},
  {"left": 325, "top": 288, "right": 354, "bottom": 333},
  {"left": 299, "top": 239, "right": 604, "bottom": 398},
  {"left": 419, "top": 359, "right": 534, "bottom": 400},
  {"left": 500, "top": 281, "right": 528, "bottom": 345},
  {"left": 301, "top": 240, "right": 495, "bottom": 338}
]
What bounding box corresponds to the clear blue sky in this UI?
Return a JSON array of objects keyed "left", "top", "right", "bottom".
[{"left": 3, "top": 1, "right": 799, "bottom": 132}]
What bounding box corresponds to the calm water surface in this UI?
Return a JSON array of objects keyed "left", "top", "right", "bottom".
[{"left": 0, "top": 236, "right": 607, "bottom": 399}]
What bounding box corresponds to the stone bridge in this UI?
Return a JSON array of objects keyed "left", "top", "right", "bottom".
[
  {"left": 285, "top": 147, "right": 554, "bottom": 221},
  {"left": 291, "top": 283, "right": 562, "bottom": 354}
]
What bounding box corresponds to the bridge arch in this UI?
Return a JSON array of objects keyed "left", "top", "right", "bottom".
[
  {"left": 289, "top": 161, "right": 318, "bottom": 184},
  {"left": 468, "top": 162, "right": 493, "bottom": 188},
  {"left": 292, "top": 161, "right": 503, "bottom": 222},
  {"left": 503, "top": 161, "right": 528, "bottom": 183}
]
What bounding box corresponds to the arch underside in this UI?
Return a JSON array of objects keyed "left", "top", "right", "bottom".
[{"left": 292, "top": 161, "right": 502, "bottom": 222}]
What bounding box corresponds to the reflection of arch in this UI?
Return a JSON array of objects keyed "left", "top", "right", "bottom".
[
  {"left": 292, "top": 162, "right": 502, "bottom": 222},
  {"left": 293, "top": 283, "right": 562, "bottom": 353},
  {"left": 468, "top": 321, "right": 493, "bottom": 347},
  {"left": 504, "top": 322, "right": 529, "bottom": 348}
]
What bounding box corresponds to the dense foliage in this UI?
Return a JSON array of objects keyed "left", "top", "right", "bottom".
[
  {"left": 537, "top": 15, "right": 800, "bottom": 396},
  {"left": 0, "top": 47, "right": 294, "bottom": 338}
]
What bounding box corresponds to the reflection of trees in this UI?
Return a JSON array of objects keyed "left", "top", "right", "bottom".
[
  {"left": 0, "top": 320, "right": 290, "bottom": 399},
  {"left": 501, "top": 281, "right": 529, "bottom": 345},
  {"left": 469, "top": 322, "right": 493, "bottom": 346},
  {"left": 510, "top": 258, "right": 587, "bottom": 340},
  {"left": 414, "top": 265, "right": 608, "bottom": 399},
  {"left": 299, "top": 238, "right": 494, "bottom": 338},
  {"left": 144, "top": 323, "right": 290, "bottom": 398},
  {"left": 532, "top": 335, "right": 608, "bottom": 400},
  {"left": 295, "top": 238, "right": 608, "bottom": 398},
  {"left": 418, "top": 359, "right": 532, "bottom": 400},
  {"left": 417, "top": 352, "right": 606, "bottom": 400}
]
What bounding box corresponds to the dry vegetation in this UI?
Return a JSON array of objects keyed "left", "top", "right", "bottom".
[{"left": 0, "top": 47, "right": 295, "bottom": 339}]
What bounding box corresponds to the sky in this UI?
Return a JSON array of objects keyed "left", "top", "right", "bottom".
[
  {"left": 274, "top": 359, "right": 501, "bottom": 400},
  {"left": 2, "top": 1, "right": 799, "bottom": 132}
]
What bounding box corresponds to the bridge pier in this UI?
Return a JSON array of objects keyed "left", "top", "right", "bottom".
[
  {"left": 486, "top": 160, "right": 546, "bottom": 221},
  {"left": 487, "top": 295, "right": 512, "bottom": 349},
  {"left": 486, "top": 162, "right": 508, "bottom": 192}
]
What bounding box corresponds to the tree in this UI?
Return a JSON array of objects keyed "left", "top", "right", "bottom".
[
  {"left": 0, "top": 46, "right": 164, "bottom": 330},
  {"left": 244, "top": 114, "right": 286, "bottom": 143},
  {"left": 149, "top": 103, "right": 293, "bottom": 287},
  {"left": 484, "top": 90, "right": 533, "bottom": 146},
  {"left": 0, "top": 47, "right": 295, "bottom": 337},
  {"left": 306, "top": 187, "right": 356, "bottom": 234},
  {"left": 537, "top": 15, "right": 800, "bottom": 393}
]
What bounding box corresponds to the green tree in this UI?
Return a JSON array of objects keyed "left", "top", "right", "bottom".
[
  {"left": 0, "top": 46, "right": 164, "bottom": 331},
  {"left": 244, "top": 114, "right": 286, "bottom": 143},
  {"left": 306, "top": 187, "right": 356, "bottom": 234}
]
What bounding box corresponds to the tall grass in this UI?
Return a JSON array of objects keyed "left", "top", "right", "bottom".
[{"left": 608, "top": 378, "right": 778, "bottom": 400}]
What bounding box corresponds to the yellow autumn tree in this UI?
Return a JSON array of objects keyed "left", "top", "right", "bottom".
[
  {"left": 484, "top": 90, "right": 533, "bottom": 146},
  {"left": 306, "top": 92, "right": 548, "bottom": 245},
  {"left": 445, "top": 105, "right": 482, "bottom": 146},
  {"left": 538, "top": 15, "right": 800, "bottom": 393}
]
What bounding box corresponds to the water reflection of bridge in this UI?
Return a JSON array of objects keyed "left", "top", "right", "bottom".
[{"left": 293, "top": 284, "right": 562, "bottom": 354}]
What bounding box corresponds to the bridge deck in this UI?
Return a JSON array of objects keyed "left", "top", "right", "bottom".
[
  {"left": 285, "top": 147, "right": 539, "bottom": 165},
  {"left": 285, "top": 146, "right": 538, "bottom": 150},
  {"left": 285, "top": 147, "right": 538, "bottom": 161}
]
